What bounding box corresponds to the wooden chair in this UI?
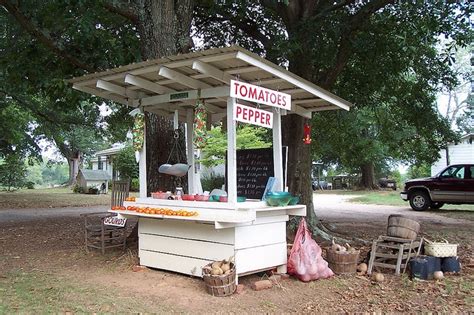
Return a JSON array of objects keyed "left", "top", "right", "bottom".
[
  {"left": 111, "top": 179, "right": 130, "bottom": 208},
  {"left": 81, "top": 212, "right": 128, "bottom": 254},
  {"left": 81, "top": 180, "right": 131, "bottom": 254},
  {"left": 367, "top": 235, "right": 423, "bottom": 275}
]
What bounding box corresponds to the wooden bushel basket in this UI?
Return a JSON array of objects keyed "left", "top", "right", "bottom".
[
  {"left": 202, "top": 263, "right": 236, "bottom": 297},
  {"left": 387, "top": 215, "right": 420, "bottom": 240},
  {"left": 326, "top": 249, "right": 360, "bottom": 274}
]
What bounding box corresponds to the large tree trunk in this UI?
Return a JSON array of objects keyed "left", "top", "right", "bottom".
[
  {"left": 134, "top": 0, "right": 194, "bottom": 195},
  {"left": 281, "top": 114, "right": 316, "bottom": 226},
  {"left": 67, "top": 157, "right": 80, "bottom": 186},
  {"left": 360, "top": 162, "right": 377, "bottom": 189}
]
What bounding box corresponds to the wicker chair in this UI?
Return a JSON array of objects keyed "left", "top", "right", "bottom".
[{"left": 81, "top": 179, "right": 131, "bottom": 254}]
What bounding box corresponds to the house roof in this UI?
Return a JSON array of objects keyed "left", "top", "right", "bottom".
[
  {"left": 95, "top": 144, "right": 125, "bottom": 156},
  {"left": 79, "top": 169, "right": 111, "bottom": 181},
  {"left": 460, "top": 133, "right": 474, "bottom": 140},
  {"left": 69, "top": 46, "right": 352, "bottom": 120}
]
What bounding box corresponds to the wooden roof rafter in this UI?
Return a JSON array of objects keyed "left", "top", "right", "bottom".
[{"left": 69, "top": 46, "right": 352, "bottom": 117}]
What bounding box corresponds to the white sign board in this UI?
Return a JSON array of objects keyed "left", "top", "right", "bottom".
[
  {"left": 103, "top": 216, "right": 127, "bottom": 227},
  {"left": 233, "top": 103, "right": 273, "bottom": 128},
  {"left": 230, "top": 80, "right": 291, "bottom": 110}
]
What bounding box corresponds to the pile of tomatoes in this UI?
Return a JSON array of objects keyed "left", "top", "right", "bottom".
[
  {"left": 112, "top": 205, "right": 198, "bottom": 217},
  {"left": 125, "top": 197, "right": 136, "bottom": 202},
  {"left": 111, "top": 206, "right": 127, "bottom": 211}
]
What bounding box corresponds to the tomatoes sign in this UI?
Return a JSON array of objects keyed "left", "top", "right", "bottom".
[
  {"left": 230, "top": 80, "right": 291, "bottom": 110},
  {"left": 233, "top": 103, "right": 273, "bottom": 128}
]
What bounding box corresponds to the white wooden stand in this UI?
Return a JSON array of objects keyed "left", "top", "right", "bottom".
[{"left": 116, "top": 198, "right": 305, "bottom": 280}]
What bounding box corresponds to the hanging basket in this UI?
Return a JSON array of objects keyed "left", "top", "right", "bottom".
[
  {"left": 158, "top": 163, "right": 191, "bottom": 177},
  {"left": 158, "top": 128, "right": 191, "bottom": 177}
]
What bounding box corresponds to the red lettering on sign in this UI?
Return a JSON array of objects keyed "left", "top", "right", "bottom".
[
  {"left": 236, "top": 105, "right": 242, "bottom": 117},
  {"left": 248, "top": 86, "right": 257, "bottom": 99},
  {"left": 230, "top": 80, "right": 291, "bottom": 110},
  {"left": 264, "top": 91, "right": 270, "bottom": 102},
  {"left": 270, "top": 93, "right": 277, "bottom": 104},
  {"left": 233, "top": 81, "right": 240, "bottom": 96},
  {"left": 266, "top": 113, "right": 270, "bottom": 125},
  {"left": 240, "top": 85, "right": 247, "bottom": 97}
]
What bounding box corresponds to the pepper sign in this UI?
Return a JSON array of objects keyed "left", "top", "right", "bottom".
[{"left": 230, "top": 80, "right": 291, "bottom": 129}]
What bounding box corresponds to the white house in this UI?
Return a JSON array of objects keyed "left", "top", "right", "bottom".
[
  {"left": 90, "top": 144, "right": 125, "bottom": 179},
  {"left": 431, "top": 133, "right": 474, "bottom": 176}
]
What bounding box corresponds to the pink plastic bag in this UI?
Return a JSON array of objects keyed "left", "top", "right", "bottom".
[{"left": 287, "top": 218, "right": 334, "bottom": 282}]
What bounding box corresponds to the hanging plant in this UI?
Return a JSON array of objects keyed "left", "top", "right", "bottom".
[
  {"left": 193, "top": 99, "right": 207, "bottom": 149},
  {"left": 132, "top": 112, "right": 145, "bottom": 152}
]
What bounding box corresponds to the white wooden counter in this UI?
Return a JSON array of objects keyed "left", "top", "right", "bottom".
[{"left": 112, "top": 198, "right": 305, "bottom": 279}]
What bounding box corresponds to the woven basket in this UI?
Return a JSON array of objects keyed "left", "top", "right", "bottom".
[
  {"left": 202, "top": 262, "right": 236, "bottom": 297},
  {"left": 424, "top": 239, "right": 457, "bottom": 257}
]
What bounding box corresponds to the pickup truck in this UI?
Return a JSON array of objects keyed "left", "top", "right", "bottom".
[{"left": 400, "top": 164, "right": 474, "bottom": 211}]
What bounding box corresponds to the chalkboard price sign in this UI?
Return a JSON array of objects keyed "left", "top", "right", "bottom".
[{"left": 228, "top": 147, "right": 287, "bottom": 199}]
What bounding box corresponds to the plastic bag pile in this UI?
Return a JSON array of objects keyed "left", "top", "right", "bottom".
[{"left": 288, "top": 218, "right": 334, "bottom": 282}]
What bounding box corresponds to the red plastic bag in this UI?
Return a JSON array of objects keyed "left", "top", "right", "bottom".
[{"left": 288, "top": 218, "right": 334, "bottom": 282}]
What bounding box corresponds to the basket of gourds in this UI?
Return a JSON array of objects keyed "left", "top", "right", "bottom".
[{"left": 202, "top": 258, "right": 236, "bottom": 297}]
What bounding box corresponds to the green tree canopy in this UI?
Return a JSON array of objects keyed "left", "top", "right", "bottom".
[{"left": 0, "top": 154, "right": 27, "bottom": 191}]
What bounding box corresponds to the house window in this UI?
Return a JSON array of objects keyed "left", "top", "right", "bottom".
[{"left": 98, "top": 157, "right": 103, "bottom": 170}]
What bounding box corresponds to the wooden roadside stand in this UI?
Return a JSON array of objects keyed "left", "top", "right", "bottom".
[{"left": 69, "top": 46, "right": 352, "bottom": 283}]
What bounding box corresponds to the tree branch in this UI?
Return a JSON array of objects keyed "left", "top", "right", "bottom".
[
  {"left": 195, "top": 6, "right": 271, "bottom": 49},
  {"left": 0, "top": 89, "right": 91, "bottom": 127},
  {"left": 0, "top": 0, "right": 96, "bottom": 72},
  {"left": 101, "top": 1, "right": 138, "bottom": 24},
  {"left": 321, "top": 0, "right": 396, "bottom": 88}
]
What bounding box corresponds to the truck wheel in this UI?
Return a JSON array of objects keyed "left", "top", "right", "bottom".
[
  {"left": 409, "top": 191, "right": 431, "bottom": 211},
  {"left": 430, "top": 202, "right": 444, "bottom": 209}
]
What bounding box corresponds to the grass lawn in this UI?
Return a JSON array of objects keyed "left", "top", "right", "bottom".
[{"left": 0, "top": 187, "right": 138, "bottom": 209}]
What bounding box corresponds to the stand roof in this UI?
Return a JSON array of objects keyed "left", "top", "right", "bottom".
[{"left": 69, "top": 46, "right": 351, "bottom": 119}]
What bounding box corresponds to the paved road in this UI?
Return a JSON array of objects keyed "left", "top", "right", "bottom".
[{"left": 0, "top": 194, "right": 470, "bottom": 226}]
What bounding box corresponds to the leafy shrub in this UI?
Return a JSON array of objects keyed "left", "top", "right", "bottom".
[
  {"left": 201, "top": 171, "right": 225, "bottom": 192},
  {"left": 72, "top": 184, "right": 84, "bottom": 194},
  {"left": 0, "top": 154, "right": 27, "bottom": 191},
  {"left": 130, "top": 178, "right": 139, "bottom": 192},
  {"left": 88, "top": 187, "right": 99, "bottom": 194},
  {"left": 24, "top": 181, "right": 35, "bottom": 189},
  {"left": 115, "top": 146, "right": 139, "bottom": 179}
]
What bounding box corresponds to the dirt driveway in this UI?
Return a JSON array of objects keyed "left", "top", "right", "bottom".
[
  {"left": 0, "top": 194, "right": 472, "bottom": 313},
  {"left": 314, "top": 193, "right": 468, "bottom": 225}
]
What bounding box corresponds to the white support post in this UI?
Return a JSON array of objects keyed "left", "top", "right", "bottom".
[
  {"left": 139, "top": 118, "right": 147, "bottom": 198},
  {"left": 227, "top": 97, "right": 237, "bottom": 204},
  {"left": 272, "top": 108, "right": 284, "bottom": 191},
  {"left": 186, "top": 109, "right": 196, "bottom": 194}
]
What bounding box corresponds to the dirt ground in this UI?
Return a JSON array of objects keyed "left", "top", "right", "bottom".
[{"left": 0, "top": 195, "right": 473, "bottom": 313}]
